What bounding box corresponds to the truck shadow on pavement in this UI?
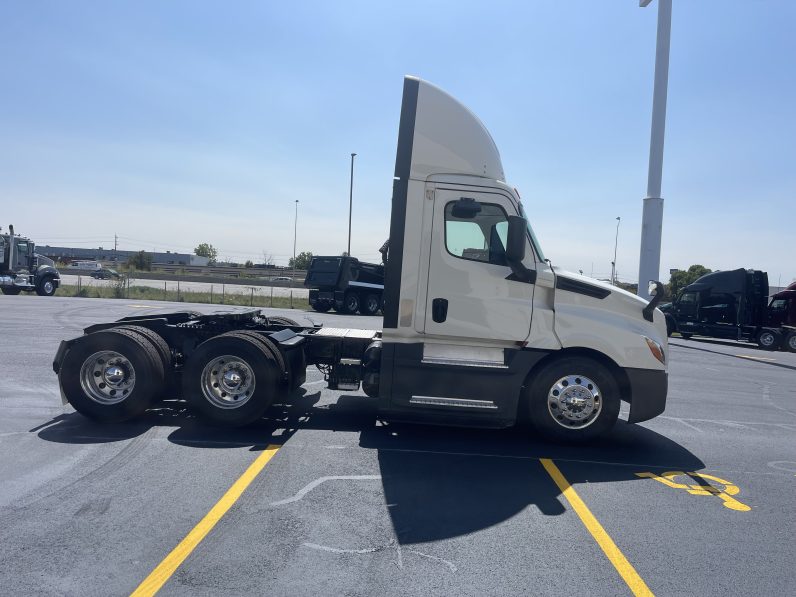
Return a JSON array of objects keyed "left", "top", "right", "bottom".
[{"left": 35, "top": 389, "right": 704, "bottom": 545}]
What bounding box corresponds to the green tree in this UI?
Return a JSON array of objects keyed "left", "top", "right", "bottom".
[
  {"left": 668, "top": 264, "right": 712, "bottom": 298},
  {"left": 127, "top": 250, "right": 152, "bottom": 271},
  {"left": 289, "top": 251, "right": 313, "bottom": 270},
  {"left": 194, "top": 243, "right": 218, "bottom": 265},
  {"left": 244, "top": 260, "right": 254, "bottom": 268}
]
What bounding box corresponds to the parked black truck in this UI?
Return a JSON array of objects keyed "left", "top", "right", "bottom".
[
  {"left": 0, "top": 225, "right": 61, "bottom": 296},
  {"left": 304, "top": 256, "right": 384, "bottom": 315},
  {"left": 661, "top": 269, "right": 796, "bottom": 351}
]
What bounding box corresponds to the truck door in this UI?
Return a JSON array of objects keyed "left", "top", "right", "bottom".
[{"left": 423, "top": 187, "right": 534, "bottom": 342}]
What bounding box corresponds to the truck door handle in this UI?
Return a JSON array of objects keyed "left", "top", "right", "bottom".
[{"left": 432, "top": 298, "right": 448, "bottom": 323}]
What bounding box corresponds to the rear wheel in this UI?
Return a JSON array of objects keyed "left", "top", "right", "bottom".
[
  {"left": 756, "top": 328, "right": 781, "bottom": 350},
  {"left": 360, "top": 293, "right": 381, "bottom": 316},
  {"left": 183, "top": 333, "right": 281, "bottom": 426},
  {"left": 1, "top": 287, "right": 22, "bottom": 295},
  {"left": 59, "top": 329, "right": 164, "bottom": 422},
  {"left": 342, "top": 291, "right": 360, "bottom": 315},
  {"left": 525, "top": 356, "right": 620, "bottom": 442},
  {"left": 35, "top": 277, "right": 57, "bottom": 296},
  {"left": 784, "top": 331, "right": 796, "bottom": 353}
]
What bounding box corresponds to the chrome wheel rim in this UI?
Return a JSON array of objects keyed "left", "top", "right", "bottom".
[
  {"left": 759, "top": 332, "right": 775, "bottom": 347},
  {"left": 201, "top": 355, "right": 255, "bottom": 409},
  {"left": 547, "top": 374, "right": 602, "bottom": 429},
  {"left": 43, "top": 280, "right": 54, "bottom": 294},
  {"left": 788, "top": 336, "right": 796, "bottom": 351},
  {"left": 80, "top": 350, "right": 136, "bottom": 404}
]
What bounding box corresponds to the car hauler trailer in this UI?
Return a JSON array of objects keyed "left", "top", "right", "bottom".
[{"left": 52, "top": 77, "right": 669, "bottom": 441}]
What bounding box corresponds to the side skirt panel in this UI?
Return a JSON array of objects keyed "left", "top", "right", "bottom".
[{"left": 377, "top": 342, "right": 549, "bottom": 427}]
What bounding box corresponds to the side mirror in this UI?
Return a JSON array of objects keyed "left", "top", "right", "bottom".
[
  {"left": 450, "top": 198, "right": 482, "bottom": 219},
  {"left": 505, "top": 215, "right": 535, "bottom": 284},
  {"left": 643, "top": 280, "right": 665, "bottom": 322},
  {"left": 506, "top": 216, "right": 526, "bottom": 263}
]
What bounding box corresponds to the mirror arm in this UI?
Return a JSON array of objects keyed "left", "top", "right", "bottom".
[{"left": 507, "top": 259, "right": 536, "bottom": 284}]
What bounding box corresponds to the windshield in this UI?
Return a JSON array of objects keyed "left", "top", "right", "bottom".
[{"left": 518, "top": 201, "right": 546, "bottom": 262}]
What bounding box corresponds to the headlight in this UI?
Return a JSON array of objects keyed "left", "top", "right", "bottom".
[{"left": 644, "top": 336, "right": 666, "bottom": 365}]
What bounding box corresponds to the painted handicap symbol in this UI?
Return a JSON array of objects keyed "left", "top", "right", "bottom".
[{"left": 635, "top": 471, "right": 751, "bottom": 511}]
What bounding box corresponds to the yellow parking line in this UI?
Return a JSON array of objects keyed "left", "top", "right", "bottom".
[
  {"left": 130, "top": 444, "right": 281, "bottom": 597},
  {"left": 540, "top": 458, "right": 654, "bottom": 597}
]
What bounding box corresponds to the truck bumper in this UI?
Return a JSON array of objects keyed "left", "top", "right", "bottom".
[{"left": 626, "top": 368, "right": 667, "bottom": 423}]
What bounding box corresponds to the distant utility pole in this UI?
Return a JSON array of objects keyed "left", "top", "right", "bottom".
[
  {"left": 293, "top": 199, "right": 299, "bottom": 268},
  {"left": 347, "top": 152, "right": 356, "bottom": 256},
  {"left": 114, "top": 233, "right": 118, "bottom": 262},
  {"left": 611, "top": 216, "right": 621, "bottom": 285},
  {"left": 638, "top": 0, "right": 672, "bottom": 298}
]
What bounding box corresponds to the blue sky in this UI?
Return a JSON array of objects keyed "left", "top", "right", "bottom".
[{"left": 1, "top": 1, "right": 794, "bottom": 285}]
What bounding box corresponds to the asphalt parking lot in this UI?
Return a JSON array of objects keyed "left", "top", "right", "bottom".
[{"left": 1, "top": 296, "right": 794, "bottom": 596}]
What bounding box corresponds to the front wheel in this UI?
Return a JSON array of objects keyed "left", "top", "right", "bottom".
[
  {"left": 525, "top": 356, "right": 620, "bottom": 442},
  {"left": 36, "top": 276, "right": 57, "bottom": 296},
  {"left": 665, "top": 316, "right": 675, "bottom": 337}
]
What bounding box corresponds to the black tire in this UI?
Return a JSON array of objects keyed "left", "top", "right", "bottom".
[
  {"left": 35, "top": 276, "right": 57, "bottom": 296},
  {"left": 360, "top": 293, "right": 381, "bottom": 316},
  {"left": 226, "top": 331, "right": 288, "bottom": 384},
  {"left": 183, "top": 333, "right": 281, "bottom": 426},
  {"left": 525, "top": 356, "right": 620, "bottom": 442},
  {"left": 268, "top": 316, "right": 300, "bottom": 327},
  {"left": 756, "top": 328, "right": 781, "bottom": 351},
  {"left": 312, "top": 301, "right": 332, "bottom": 313},
  {"left": 114, "top": 325, "right": 174, "bottom": 398},
  {"left": 679, "top": 333, "right": 693, "bottom": 339},
  {"left": 59, "top": 328, "right": 165, "bottom": 422},
  {"left": 1, "top": 287, "right": 22, "bottom": 295},
  {"left": 342, "top": 291, "right": 360, "bottom": 315},
  {"left": 665, "top": 316, "right": 675, "bottom": 337},
  {"left": 784, "top": 331, "right": 796, "bottom": 353}
]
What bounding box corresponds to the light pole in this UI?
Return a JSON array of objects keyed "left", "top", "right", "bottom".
[
  {"left": 293, "top": 199, "right": 299, "bottom": 270},
  {"left": 611, "top": 216, "right": 621, "bottom": 285},
  {"left": 347, "top": 152, "right": 356, "bottom": 256},
  {"left": 637, "top": 0, "right": 672, "bottom": 298}
]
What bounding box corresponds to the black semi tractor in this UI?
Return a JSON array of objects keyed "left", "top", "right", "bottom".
[
  {"left": 304, "top": 256, "right": 384, "bottom": 315},
  {"left": 661, "top": 269, "right": 796, "bottom": 351}
]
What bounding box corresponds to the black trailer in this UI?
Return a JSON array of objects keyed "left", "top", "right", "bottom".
[{"left": 304, "top": 256, "right": 384, "bottom": 315}]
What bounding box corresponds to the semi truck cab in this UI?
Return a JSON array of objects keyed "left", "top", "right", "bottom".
[
  {"left": 377, "top": 77, "right": 668, "bottom": 435},
  {"left": 52, "top": 76, "right": 668, "bottom": 441}
]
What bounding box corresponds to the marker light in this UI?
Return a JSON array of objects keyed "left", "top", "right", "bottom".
[{"left": 644, "top": 337, "right": 666, "bottom": 365}]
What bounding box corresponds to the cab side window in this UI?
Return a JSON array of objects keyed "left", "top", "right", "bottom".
[{"left": 444, "top": 202, "right": 508, "bottom": 266}]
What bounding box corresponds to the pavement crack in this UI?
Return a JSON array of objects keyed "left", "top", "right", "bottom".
[{"left": 269, "top": 475, "right": 381, "bottom": 506}]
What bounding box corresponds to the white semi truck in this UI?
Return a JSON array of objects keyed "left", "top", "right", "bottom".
[{"left": 53, "top": 77, "right": 668, "bottom": 441}]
